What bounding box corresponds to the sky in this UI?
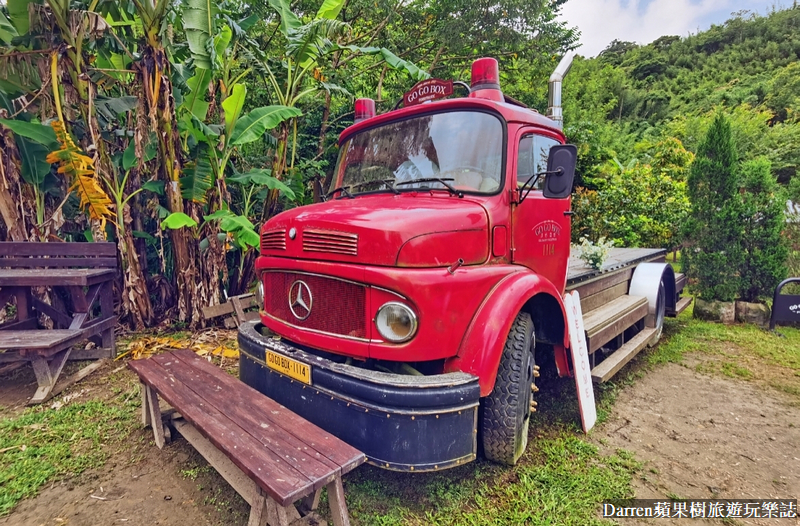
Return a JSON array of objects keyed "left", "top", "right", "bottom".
[{"left": 560, "top": 0, "right": 792, "bottom": 57}]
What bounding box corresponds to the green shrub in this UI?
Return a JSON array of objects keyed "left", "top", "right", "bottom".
[
  {"left": 570, "top": 139, "right": 691, "bottom": 250},
  {"left": 738, "top": 157, "right": 788, "bottom": 302},
  {"left": 683, "top": 114, "right": 744, "bottom": 302}
]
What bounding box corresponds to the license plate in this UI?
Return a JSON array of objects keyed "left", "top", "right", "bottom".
[{"left": 265, "top": 350, "right": 311, "bottom": 385}]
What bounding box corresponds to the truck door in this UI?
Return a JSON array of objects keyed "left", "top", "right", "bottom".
[{"left": 511, "top": 129, "right": 572, "bottom": 293}]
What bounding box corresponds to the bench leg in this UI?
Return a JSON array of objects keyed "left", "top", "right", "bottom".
[
  {"left": 326, "top": 476, "right": 351, "bottom": 526},
  {"left": 28, "top": 348, "right": 72, "bottom": 405},
  {"left": 298, "top": 488, "right": 322, "bottom": 514},
  {"left": 248, "top": 488, "right": 299, "bottom": 526},
  {"left": 141, "top": 383, "right": 151, "bottom": 427},
  {"left": 144, "top": 384, "right": 166, "bottom": 449},
  {"left": 100, "top": 282, "right": 116, "bottom": 356},
  {"left": 248, "top": 489, "right": 269, "bottom": 526}
]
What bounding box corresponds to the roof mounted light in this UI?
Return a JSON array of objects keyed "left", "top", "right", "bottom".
[
  {"left": 354, "top": 98, "right": 376, "bottom": 123},
  {"left": 469, "top": 57, "right": 503, "bottom": 102},
  {"left": 470, "top": 57, "right": 500, "bottom": 89}
]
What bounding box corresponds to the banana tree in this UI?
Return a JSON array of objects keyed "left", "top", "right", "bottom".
[
  {"left": 168, "top": 76, "right": 301, "bottom": 294},
  {"left": 257, "top": 0, "right": 428, "bottom": 218},
  {"left": 210, "top": 169, "right": 295, "bottom": 294},
  {"left": 130, "top": 0, "right": 209, "bottom": 325}
]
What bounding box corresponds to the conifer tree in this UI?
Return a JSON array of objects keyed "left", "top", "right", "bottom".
[
  {"left": 738, "top": 157, "right": 788, "bottom": 302},
  {"left": 684, "top": 114, "right": 744, "bottom": 302}
]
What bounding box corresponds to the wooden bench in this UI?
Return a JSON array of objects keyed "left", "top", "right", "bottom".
[
  {"left": 0, "top": 242, "right": 118, "bottom": 403},
  {"left": 128, "top": 349, "right": 366, "bottom": 526}
]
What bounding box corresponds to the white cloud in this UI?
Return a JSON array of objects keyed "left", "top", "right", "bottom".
[{"left": 560, "top": 0, "right": 735, "bottom": 57}]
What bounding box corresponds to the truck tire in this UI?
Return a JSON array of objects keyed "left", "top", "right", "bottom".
[{"left": 481, "top": 311, "right": 535, "bottom": 465}]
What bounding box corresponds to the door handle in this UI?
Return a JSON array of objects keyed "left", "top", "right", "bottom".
[{"left": 564, "top": 211, "right": 575, "bottom": 216}]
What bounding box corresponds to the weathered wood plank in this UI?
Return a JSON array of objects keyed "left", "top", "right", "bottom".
[
  {"left": 0, "top": 318, "right": 38, "bottom": 331},
  {"left": 326, "top": 477, "right": 351, "bottom": 526},
  {"left": 586, "top": 302, "right": 649, "bottom": 354},
  {"left": 0, "top": 269, "right": 115, "bottom": 287},
  {"left": 0, "top": 257, "right": 117, "bottom": 268},
  {"left": 580, "top": 281, "right": 628, "bottom": 313},
  {"left": 675, "top": 296, "right": 692, "bottom": 315},
  {"left": 31, "top": 298, "right": 73, "bottom": 328},
  {"left": 0, "top": 330, "right": 84, "bottom": 350},
  {"left": 0, "top": 362, "right": 25, "bottom": 375},
  {"left": 567, "top": 248, "right": 666, "bottom": 284},
  {"left": 170, "top": 349, "right": 366, "bottom": 474},
  {"left": 146, "top": 384, "right": 166, "bottom": 449},
  {"left": 173, "top": 419, "right": 262, "bottom": 506},
  {"left": 567, "top": 267, "right": 634, "bottom": 298},
  {"left": 153, "top": 353, "right": 341, "bottom": 488},
  {"left": 141, "top": 383, "right": 151, "bottom": 427},
  {"left": 128, "top": 358, "right": 313, "bottom": 506},
  {"left": 675, "top": 272, "right": 687, "bottom": 291},
  {"left": 591, "top": 327, "right": 657, "bottom": 383},
  {"left": 583, "top": 295, "right": 648, "bottom": 337},
  {"left": 29, "top": 347, "right": 73, "bottom": 405},
  {"left": 203, "top": 294, "right": 257, "bottom": 320},
  {"left": 0, "top": 242, "right": 117, "bottom": 257},
  {"left": 42, "top": 359, "right": 106, "bottom": 403}
]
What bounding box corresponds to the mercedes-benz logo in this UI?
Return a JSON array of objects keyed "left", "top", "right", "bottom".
[{"left": 288, "top": 280, "right": 313, "bottom": 320}]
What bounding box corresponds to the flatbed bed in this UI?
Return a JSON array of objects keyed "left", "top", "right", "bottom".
[{"left": 567, "top": 247, "right": 666, "bottom": 286}]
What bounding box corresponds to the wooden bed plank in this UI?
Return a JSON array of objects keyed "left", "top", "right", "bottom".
[{"left": 591, "top": 327, "right": 657, "bottom": 383}]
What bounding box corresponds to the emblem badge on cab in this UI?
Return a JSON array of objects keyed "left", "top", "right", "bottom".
[{"left": 288, "top": 280, "right": 313, "bottom": 320}]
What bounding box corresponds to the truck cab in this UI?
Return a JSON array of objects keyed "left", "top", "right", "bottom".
[{"left": 238, "top": 57, "right": 676, "bottom": 471}]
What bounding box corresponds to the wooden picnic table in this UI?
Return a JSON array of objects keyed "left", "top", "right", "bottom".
[{"left": 0, "top": 243, "right": 118, "bottom": 404}]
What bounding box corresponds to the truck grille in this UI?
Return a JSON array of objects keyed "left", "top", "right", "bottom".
[
  {"left": 263, "top": 272, "right": 367, "bottom": 339},
  {"left": 303, "top": 229, "right": 358, "bottom": 256},
  {"left": 261, "top": 230, "right": 286, "bottom": 252}
]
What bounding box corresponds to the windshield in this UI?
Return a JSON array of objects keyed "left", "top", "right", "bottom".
[{"left": 333, "top": 111, "right": 504, "bottom": 196}]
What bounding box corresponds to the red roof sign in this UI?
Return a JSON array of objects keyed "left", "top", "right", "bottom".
[{"left": 403, "top": 79, "right": 454, "bottom": 107}]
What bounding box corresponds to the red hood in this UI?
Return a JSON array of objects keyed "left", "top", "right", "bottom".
[{"left": 260, "top": 193, "right": 489, "bottom": 267}]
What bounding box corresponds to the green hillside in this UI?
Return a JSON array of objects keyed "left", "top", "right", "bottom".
[{"left": 554, "top": 7, "right": 800, "bottom": 184}]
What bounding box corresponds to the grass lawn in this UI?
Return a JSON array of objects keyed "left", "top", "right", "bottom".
[
  {"left": 0, "top": 387, "right": 138, "bottom": 516},
  {"left": 647, "top": 308, "right": 800, "bottom": 401}
]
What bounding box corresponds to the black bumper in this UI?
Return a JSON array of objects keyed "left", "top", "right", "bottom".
[{"left": 237, "top": 321, "right": 480, "bottom": 471}]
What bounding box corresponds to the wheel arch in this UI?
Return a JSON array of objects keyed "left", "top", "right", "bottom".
[
  {"left": 444, "top": 271, "right": 568, "bottom": 396},
  {"left": 629, "top": 262, "right": 676, "bottom": 325}
]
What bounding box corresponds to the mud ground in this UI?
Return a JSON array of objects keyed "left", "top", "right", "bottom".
[{"left": 594, "top": 358, "right": 799, "bottom": 525}]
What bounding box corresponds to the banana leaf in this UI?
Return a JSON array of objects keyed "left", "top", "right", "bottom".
[
  {"left": 230, "top": 106, "right": 302, "bottom": 146},
  {"left": 184, "top": 0, "right": 218, "bottom": 70}
]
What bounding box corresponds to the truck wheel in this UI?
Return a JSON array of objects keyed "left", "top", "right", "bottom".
[{"left": 481, "top": 311, "right": 535, "bottom": 465}]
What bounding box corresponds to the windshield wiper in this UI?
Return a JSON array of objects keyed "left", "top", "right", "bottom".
[
  {"left": 394, "top": 178, "right": 463, "bottom": 198},
  {"left": 325, "top": 179, "right": 398, "bottom": 200}
]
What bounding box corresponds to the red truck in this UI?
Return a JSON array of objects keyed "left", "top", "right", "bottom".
[{"left": 238, "top": 56, "right": 690, "bottom": 471}]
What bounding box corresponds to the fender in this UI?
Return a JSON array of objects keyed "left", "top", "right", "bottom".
[
  {"left": 444, "top": 270, "right": 569, "bottom": 396},
  {"left": 629, "top": 262, "right": 676, "bottom": 345}
]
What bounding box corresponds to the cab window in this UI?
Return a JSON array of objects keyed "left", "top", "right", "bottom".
[{"left": 517, "top": 135, "right": 559, "bottom": 190}]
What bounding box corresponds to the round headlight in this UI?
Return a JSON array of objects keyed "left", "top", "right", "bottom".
[
  {"left": 255, "top": 280, "right": 265, "bottom": 308},
  {"left": 375, "top": 302, "right": 418, "bottom": 343}
]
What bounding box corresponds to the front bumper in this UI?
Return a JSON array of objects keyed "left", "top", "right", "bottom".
[{"left": 238, "top": 321, "right": 480, "bottom": 471}]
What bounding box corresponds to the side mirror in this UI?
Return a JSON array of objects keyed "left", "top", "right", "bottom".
[{"left": 543, "top": 144, "right": 577, "bottom": 199}]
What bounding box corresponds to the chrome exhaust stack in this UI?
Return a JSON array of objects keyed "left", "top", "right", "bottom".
[{"left": 547, "top": 51, "right": 576, "bottom": 130}]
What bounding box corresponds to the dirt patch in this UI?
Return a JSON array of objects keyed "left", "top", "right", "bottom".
[{"left": 595, "top": 358, "right": 799, "bottom": 525}]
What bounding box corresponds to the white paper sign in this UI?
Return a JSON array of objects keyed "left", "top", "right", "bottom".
[{"left": 564, "top": 290, "right": 597, "bottom": 432}]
